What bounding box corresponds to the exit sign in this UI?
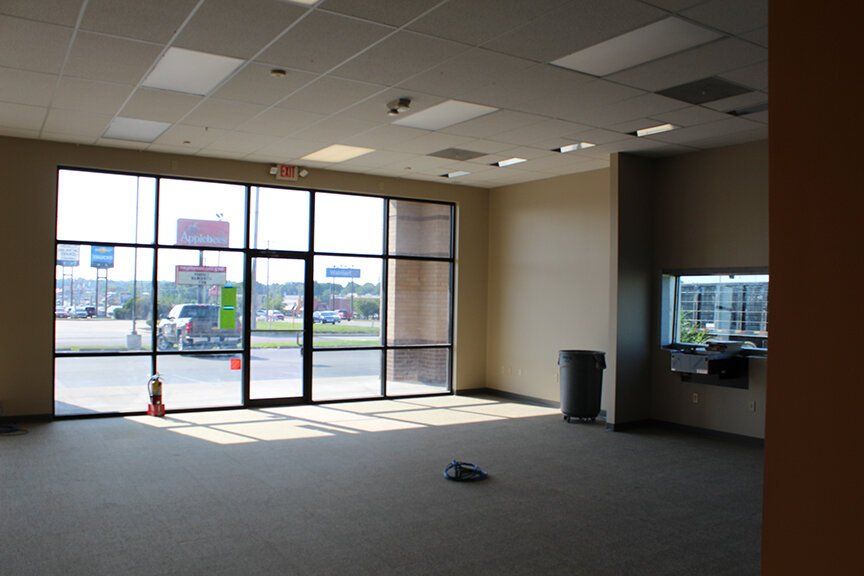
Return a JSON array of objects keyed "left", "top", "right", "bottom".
[{"left": 276, "top": 164, "right": 299, "bottom": 181}]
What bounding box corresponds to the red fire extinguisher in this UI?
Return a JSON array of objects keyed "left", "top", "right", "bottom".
[{"left": 147, "top": 373, "right": 165, "bottom": 417}]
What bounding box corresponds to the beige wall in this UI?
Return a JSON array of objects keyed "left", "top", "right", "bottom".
[
  {"left": 650, "top": 140, "right": 769, "bottom": 438},
  {"left": 485, "top": 169, "right": 613, "bottom": 406},
  {"left": 0, "top": 136, "right": 489, "bottom": 416}
]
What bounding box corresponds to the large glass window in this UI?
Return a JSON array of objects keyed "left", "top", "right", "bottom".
[
  {"left": 671, "top": 273, "right": 769, "bottom": 349},
  {"left": 54, "top": 169, "right": 455, "bottom": 416}
]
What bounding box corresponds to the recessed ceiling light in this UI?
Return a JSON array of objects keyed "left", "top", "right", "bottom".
[
  {"left": 555, "top": 142, "right": 595, "bottom": 153},
  {"left": 441, "top": 171, "right": 470, "bottom": 178},
  {"left": 551, "top": 17, "right": 721, "bottom": 76},
  {"left": 634, "top": 123, "right": 676, "bottom": 137},
  {"left": 103, "top": 117, "right": 171, "bottom": 142},
  {"left": 143, "top": 47, "right": 244, "bottom": 95},
  {"left": 301, "top": 144, "right": 374, "bottom": 163},
  {"left": 270, "top": 68, "right": 287, "bottom": 78},
  {"left": 394, "top": 100, "right": 498, "bottom": 130},
  {"left": 493, "top": 157, "right": 527, "bottom": 167}
]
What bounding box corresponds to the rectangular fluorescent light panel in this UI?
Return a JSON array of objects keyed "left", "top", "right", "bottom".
[
  {"left": 283, "top": 0, "right": 319, "bottom": 5},
  {"left": 494, "top": 157, "right": 526, "bottom": 167},
  {"left": 556, "top": 142, "right": 595, "bottom": 153},
  {"left": 143, "top": 47, "right": 244, "bottom": 95},
  {"left": 441, "top": 171, "right": 470, "bottom": 178},
  {"left": 394, "top": 100, "right": 497, "bottom": 130},
  {"left": 301, "top": 144, "right": 374, "bottom": 163},
  {"left": 103, "top": 117, "right": 171, "bottom": 142},
  {"left": 635, "top": 123, "right": 676, "bottom": 137},
  {"left": 551, "top": 17, "right": 721, "bottom": 76}
]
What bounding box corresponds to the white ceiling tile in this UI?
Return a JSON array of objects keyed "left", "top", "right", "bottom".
[
  {"left": 318, "top": 0, "right": 440, "bottom": 27},
  {"left": 686, "top": 125, "right": 767, "bottom": 149},
  {"left": 41, "top": 131, "right": 97, "bottom": 144},
  {"left": 527, "top": 79, "right": 644, "bottom": 120},
  {"left": 53, "top": 77, "right": 133, "bottom": 116},
  {"left": 381, "top": 154, "right": 452, "bottom": 172},
  {"left": 213, "top": 64, "right": 317, "bottom": 106},
  {"left": 239, "top": 107, "right": 326, "bottom": 137},
  {"left": 153, "top": 123, "right": 228, "bottom": 148},
  {"left": 258, "top": 11, "right": 392, "bottom": 74},
  {"left": 339, "top": 87, "right": 444, "bottom": 123},
  {"left": 0, "top": 66, "right": 57, "bottom": 107},
  {"left": 455, "top": 139, "right": 516, "bottom": 154},
  {"left": 469, "top": 146, "right": 552, "bottom": 165},
  {"left": 254, "top": 137, "right": 328, "bottom": 160},
  {"left": 719, "top": 61, "right": 768, "bottom": 92},
  {"left": 647, "top": 117, "right": 764, "bottom": 144},
  {"left": 391, "top": 132, "right": 475, "bottom": 155},
  {"left": 147, "top": 143, "right": 203, "bottom": 155},
  {"left": 408, "top": 0, "right": 567, "bottom": 46},
  {"left": 648, "top": 105, "right": 731, "bottom": 127},
  {"left": 0, "top": 0, "right": 83, "bottom": 26},
  {"left": 0, "top": 16, "right": 73, "bottom": 74},
  {"left": 121, "top": 88, "right": 203, "bottom": 123},
  {"left": 483, "top": 0, "right": 665, "bottom": 62},
  {"left": 607, "top": 38, "right": 767, "bottom": 92},
  {"left": 740, "top": 27, "right": 768, "bottom": 48},
  {"left": 65, "top": 32, "right": 162, "bottom": 84},
  {"left": 442, "top": 110, "right": 544, "bottom": 138},
  {"left": 681, "top": 0, "right": 767, "bottom": 35},
  {"left": 205, "top": 131, "right": 281, "bottom": 154},
  {"left": 174, "top": 0, "right": 305, "bottom": 59},
  {"left": 0, "top": 101, "right": 47, "bottom": 131},
  {"left": 339, "top": 150, "right": 419, "bottom": 168},
  {"left": 565, "top": 92, "right": 686, "bottom": 126},
  {"left": 183, "top": 98, "right": 268, "bottom": 130},
  {"left": 563, "top": 127, "right": 631, "bottom": 145},
  {"left": 96, "top": 137, "right": 149, "bottom": 150},
  {"left": 519, "top": 153, "right": 596, "bottom": 173},
  {"left": 43, "top": 109, "right": 112, "bottom": 137},
  {"left": 331, "top": 31, "right": 468, "bottom": 86},
  {"left": 398, "top": 49, "right": 535, "bottom": 100},
  {"left": 342, "top": 125, "right": 430, "bottom": 151},
  {"left": 492, "top": 119, "right": 593, "bottom": 146},
  {"left": 80, "top": 0, "right": 198, "bottom": 43},
  {"left": 742, "top": 110, "right": 768, "bottom": 124},
  {"left": 291, "top": 115, "right": 379, "bottom": 141},
  {"left": 638, "top": 0, "right": 705, "bottom": 11},
  {"left": 704, "top": 91, "right": 767, "bottom": 112},
  {"left": 460, "top": 64, "right": 594, "bottom": 110},
  {"left": 278, "top": 76, "right": 385, "bottom": 115},
  {"left": 0, "top": 126, "right": 39, "bottom": 139}
]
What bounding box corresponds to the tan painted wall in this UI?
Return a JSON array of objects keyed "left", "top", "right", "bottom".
[
  {"left": 0, "top": 136, "right": 488, "bottom": 416},
  {"left": 485, "top": 169, "right": 613, "bottom": 406},
  {"left": 650, "top": 140, "right": 769, "bottom": 438}
]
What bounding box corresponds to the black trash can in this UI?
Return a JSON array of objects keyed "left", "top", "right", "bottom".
[{"left": 559, "top": 350, "right": 606, "bottom": 422}]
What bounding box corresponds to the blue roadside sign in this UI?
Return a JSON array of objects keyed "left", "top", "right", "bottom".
[
  {"left": 326, "top": 267, "right": 360, "bottom": 278},
  {"left": 91, "top": 245, "right": 115, "bottom": 269}
]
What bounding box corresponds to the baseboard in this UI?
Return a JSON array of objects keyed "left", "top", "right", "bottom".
[
  {"left": 458, "top": 387, "right": 559, "bottom": 408},
  {"left": 607, "top": 418, "right": 764, "bottom": 446}
]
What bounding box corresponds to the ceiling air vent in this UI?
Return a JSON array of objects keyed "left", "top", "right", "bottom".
[
  {"left": 728, "top": 102, "right": 769, "bottom": 117},
  {"left": 657, "top": 76, "right": 752, "bottom": 105},
  {"left": 428, "top": 148, "right": 486, "bottom": 161}
]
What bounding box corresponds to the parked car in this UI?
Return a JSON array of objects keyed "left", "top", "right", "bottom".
[
  {"left": 55, "top": 307, "right": 69, "bottom": 318},
  {"left": 312, "top": 310, "right": 341, "bottom": 324},
  {"left": 68, "top": 307, "right": 89, "bottom": 318},
  {"left": 84, "top": 306, "right": 96, "bottom": 318},
  {"left": 337, "top": 309, "right": 352, "bottom": 321},
  {"left": 157, "top": 304, "right": 241, "bottom": 351}
]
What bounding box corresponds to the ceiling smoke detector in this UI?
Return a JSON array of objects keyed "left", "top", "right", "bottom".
[{"left": 387, "top": 97, "right": 412, "bottom": 116}]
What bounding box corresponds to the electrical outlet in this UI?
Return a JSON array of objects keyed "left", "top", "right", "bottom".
[
  {"left": 748, "top": 400, "right": 757, "bottom": 413},
  {"left": 517, "top": 368, "right": 523, "bottom": 376},
  {"left": 691, "top": 392, "right": 699, "bottom": 404}
]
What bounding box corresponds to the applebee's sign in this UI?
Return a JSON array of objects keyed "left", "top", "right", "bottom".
[{"left": 176, "top": 219, "right": 230, "bottom": 248}]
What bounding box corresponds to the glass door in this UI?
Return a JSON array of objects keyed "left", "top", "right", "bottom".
[{"left": 248, "top": 255, "right": 306, "bottom": 402}]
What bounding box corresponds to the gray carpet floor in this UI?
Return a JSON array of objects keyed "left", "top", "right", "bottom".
[{"left": 0, "top": 396, "right": 763, "bottom": 575}]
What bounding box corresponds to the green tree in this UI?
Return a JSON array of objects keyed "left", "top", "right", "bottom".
[
  {"left": 354, "top": 298, "right": 380, "bottom": 319},
  {"left": 679, "top": 311, "right": 711, "bottom": 344}
]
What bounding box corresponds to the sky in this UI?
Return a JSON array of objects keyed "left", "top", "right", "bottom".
[{"left": 56, "top": 170, "right": 385, "bottom": 286}]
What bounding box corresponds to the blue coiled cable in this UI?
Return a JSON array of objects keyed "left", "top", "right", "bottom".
[{"left": 443, "top": 459, "right": 488, "bottom": 482}]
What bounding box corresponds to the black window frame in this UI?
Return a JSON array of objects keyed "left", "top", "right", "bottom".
[{"left": 52, "top": 166, "right": 457, "bottom": 418}]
